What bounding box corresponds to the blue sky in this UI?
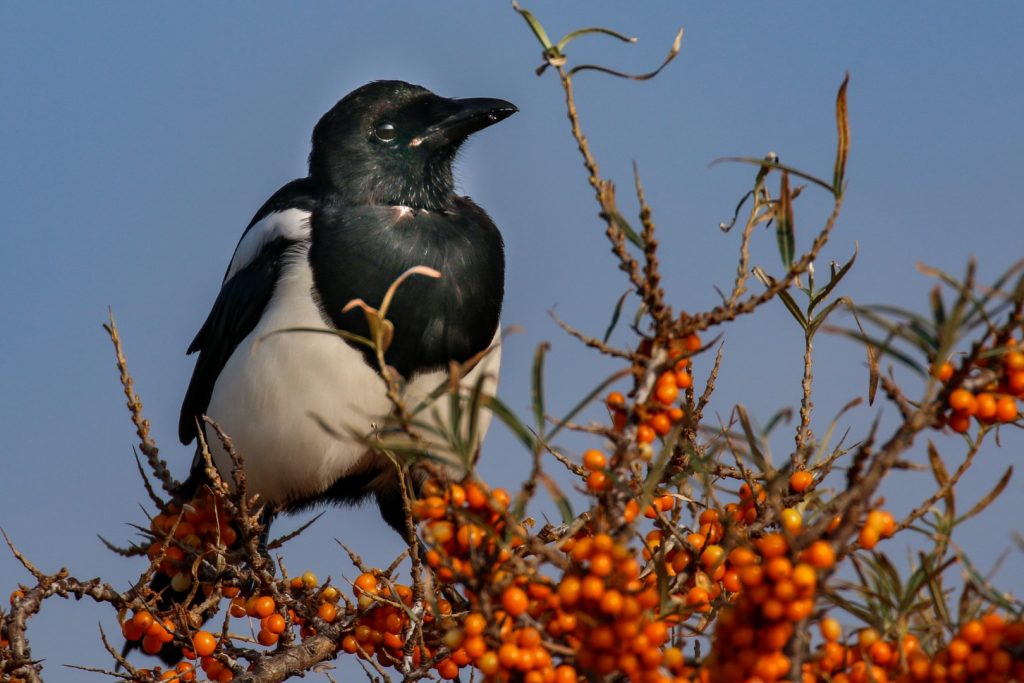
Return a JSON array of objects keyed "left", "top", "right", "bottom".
[{"left": 2, "top": 3, "right": 1022, "bottom": 679}]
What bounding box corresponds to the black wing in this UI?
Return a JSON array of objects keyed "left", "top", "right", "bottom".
[{"left": 178, "top": 178, "right": 318, "bottom": 444}]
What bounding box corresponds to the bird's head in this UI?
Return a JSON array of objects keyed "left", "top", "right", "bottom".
[{"left": 309, "top": 80, "right": 517, "bottom": 211}]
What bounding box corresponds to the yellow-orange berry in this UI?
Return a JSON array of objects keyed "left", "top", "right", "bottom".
[
  {"left": 586, "top": 471, "right": 609, "bottom": 492},
  {"left": 804, "top": 540, "right": 836, "bottom": 569},
  {"left": 582, "top": 449, "right": 607, "bottom": 470},
  {"left": 192, "top": 630, "right": 217, "bottom": 657},
  {"left": 502, "top": 586, "right": 528, "bottom": 617},
  {"left": 996, "top": 395, "right": 1019, "bottom": 422},
  {"left": 949, "top": 388, "right": 977, "bottom": 415},
  {"left": 789, "top": 470, "right": 814, "bottom": 493},
  {"left": 253, "top": 596, "right": 275, "bottom": 619}
]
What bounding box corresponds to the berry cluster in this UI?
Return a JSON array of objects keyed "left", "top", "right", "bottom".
[
  {"left": 938, "top": 342, "right": 1023, "bottom": 433},
  {"left": 606, "top": 334, "right": 701, "bottom": 449},
  {"left": 702, "top": 527, "right": 836, "bottom": 682},
  {"left": 145, "top": 492, "right": 237, "bottom": 596},
  {"left": 415, "top": 480, "right": 516, "bottom": 583},
  {"left": 339, "top": 574, "right": 451, "bottom": 671},
  {"left": 809, "top": 613, "right": 1024, "bottom": 683}
]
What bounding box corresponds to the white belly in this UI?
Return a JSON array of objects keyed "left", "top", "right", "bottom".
[
  {"left": 204, "top": 243, "right": 502, "bottom": 505},
  {"left": 206, "top": 245, "right": 392, "bottom": 505}
]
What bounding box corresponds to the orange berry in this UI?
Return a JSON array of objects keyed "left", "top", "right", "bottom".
[
  {"left": 437, "top": 658, "right": 459, "bottom": 680},
  {"left": 949, "top": 388, "right": 977, "bottom": 415},
  {"left": 465, "top": 482, "right": 488, "bottom": 509},
  {"left": 975, "top": 392, "right": 998, "bottom": 421},
  {"left": 589, "top": 553, "right": 613, "bottom": 577},
  {"left": 674, "top": 370, "right": 693, "bottom": 389},
  {"left": 582, "top": 449, "right": 607, "bottom": 470},
  {"left": 264, "top": 613, "right": 286, "bottom": 635},
  {"left": 786, "top": 598, "right": 814, "bottom": 622},
  {"left": 1005, "top": 350, "right": 1024, "bottom": 372},
  {"left": 623, "top": 499, "right": 640, "bottom": 522},
  {"left": 257, "top": 629, "right": 278, "bottom": 646},
  {"left": 959, "top": 619, "right": 986, "bottom": 645},
  {"left": 757, "top": 533, "right": 788, "bottom": 559},
  {"left": 859, "top": 525, "right": 880, "bottom": 550},
  {"left": 804, "top": 540, "right": 836, "bottom": 569},
  {"left": 253, "top": 596, "right": 275, "bottom": 619},
  {"left": 780, "top": 507, "right": 803, "bottom": 533},
  {"left": 821, "top": 617, "right": 842, "bottom": 642},
  {"left": 464, "top": 612, "right": 486, "bottom": 636},
  {"left": 317, "top": 602, "right": 337, "bottom": 623},
  {"left": 141, "top": 633, "right": 164, "bottom": 654},
  {"left": 948, "top": 411, "right": 971, "bottom": 433},
  {"left": 131, "top": 610, "right": 155, "bottom": 633},
  {"left": 354, "top": 572, "right": 378, "bottom": 594},
  {"left": 599, "top": 589, "right": 624, "bottom": 615},
  {"left": 558, "top": 575, "right": 581, "bottom": 607},
  {"left": 789, "top": 470, "right": 814, "bottom": 493},
  {"left": 192, "top": 630, "right": 216, "bottom": 657},
  {"left": 700, "top": 544, "right": 725, "bottom": 569},
  {"left": 947, "top": 637, "right": 971, "bottom": 662},
  {"left": 685, "top": 586, "right": 711, "bottom": 612},
  {"left": 655, "top": 383, "right": 679, "bottom": 405},
  {"left": 606, "top": 391, "right": 626, "bottom": 408},
  {"left": 765, "top": 556, "right": 793, "bottom": 581},
  {"left": 650, "top": 412, "right": 672, "bottom": 435},
  {"left": 934, "top": 361, "right": 955, "bottom": 381},
  {"left": 581, "top": 575, "right": 605, "bottom": 601},
  {"left": 554, "top": 664, "right": 577, "bottom": 683},
  {"left": 996, "top": 395, "right": 1019, "bottom": 422},
  {"left": 728, "top": 546, "right": 758, "bottom": 567},
  {"left": 636, "top": 424, "right": 656, "bottom": 444},
  {"left": 502, "top": 586, "right": 528, "bottom": 617},
  {"left": 586, "top": 471, "right": 609, "bottom": 492}
]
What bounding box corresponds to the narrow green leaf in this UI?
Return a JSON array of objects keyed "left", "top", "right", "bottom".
[
  {"left": 531, "top": 342, "right": 550, "bottom": 438},
  {"left": 927, "top": 441, "right": 955, "bottom": 519},
  {"left": 810, "top": 246, "right": 857, "bottom": 310},
  {"left": 753, "top": 266, "right": 807, "bottom": 330},
  {"left": 546, "top": 369, "right": 631, "bottom": 443},
  {"left": 538, "top": 472, "right": 574, "bottom": 523},
  {"left": 711, "top": 156, "right": 835, "bottom": 195},
  {"left": 831, "top": 328, "right": 926, "bottom": 377},
  {"left": 610, "top": 209, "right": 644, "bottom": 247},
  {"left": 808, "top": 297, "right": 851, "bottom": 336},
  {"left": 958, "top": 466, "right": 1012, "bottom": 524},
  {"left": 603, "top": 291, "right": 630, "bottom": 344},
  {"left": 735, "top": 405, "right": 771, "bottom": 471},
  {"left": 567, "top": 27, "right": 683, "bottom": 81},
  {"left": 776, "top": 171, "right": 795, "bottom": 269},
  {"left": 833, "top": 73, "right": 850, "bottom": 194},
  {"left": 921, "top": 551, "right": 953, "bottom": 630},
  {"left": 483, "top": 394, "right": 537, "bottom": 452},
  {"left": 719, "top": 189, "right": 754, "bottom": 232},
  {"left": 511, "top": 1, "right": 555, "bottom": 49},
  {"left": 556, "top": 26, "right": 637, "bottom": 52}
]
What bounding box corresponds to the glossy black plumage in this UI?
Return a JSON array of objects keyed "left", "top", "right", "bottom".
[{"left": 177, "top": 80, "right": 516, "bottom": 531}]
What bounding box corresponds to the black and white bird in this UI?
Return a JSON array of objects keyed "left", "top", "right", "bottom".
[{"left": 178, "top": 80, "right": 517, "bottom": 535}]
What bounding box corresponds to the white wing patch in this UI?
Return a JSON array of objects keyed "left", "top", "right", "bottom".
[{"left": 224, "top": 208, "right": 312, "bottom": 282}]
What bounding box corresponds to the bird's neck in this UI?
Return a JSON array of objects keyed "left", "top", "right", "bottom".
[{"left": 315, "top": 158, "right": 457, "bottom": 212}]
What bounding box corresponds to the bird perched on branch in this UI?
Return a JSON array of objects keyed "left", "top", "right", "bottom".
[{"left": 178, "top": 80, "right": 516, "bottom": 536}]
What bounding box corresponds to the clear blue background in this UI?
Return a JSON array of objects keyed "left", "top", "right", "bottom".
[{"left": 2, "top": 3, "right": 1022, "bottom": 680}]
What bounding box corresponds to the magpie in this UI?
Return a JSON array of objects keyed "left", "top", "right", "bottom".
[{"left": 178, "top": 80, "right": 517, "bottom": 536}]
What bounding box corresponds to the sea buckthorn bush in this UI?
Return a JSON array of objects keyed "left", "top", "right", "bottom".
[{"left": 3, "top": 5, "right": 1022, "bottom": 683}]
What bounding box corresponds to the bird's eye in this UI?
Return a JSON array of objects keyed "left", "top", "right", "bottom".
[{"left": 373, "top": 122, "right": 397, "bottom": 142}]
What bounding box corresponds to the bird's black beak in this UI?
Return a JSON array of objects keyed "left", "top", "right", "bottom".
[{"left": 410, "top": 97, "right": 518, "bottom": 148}]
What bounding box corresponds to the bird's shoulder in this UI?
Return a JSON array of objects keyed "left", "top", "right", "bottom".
[
  {"left": 179, "top": 178, "right": 319, "bottom": 443},
  {"left": 222, "top": 178, "right": 319, "bottom": 282}
]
